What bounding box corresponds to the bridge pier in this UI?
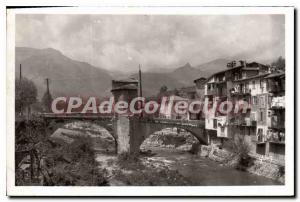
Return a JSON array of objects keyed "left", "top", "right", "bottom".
[{"left": 114, "top": 116, "right": 144, "bottom": 154}]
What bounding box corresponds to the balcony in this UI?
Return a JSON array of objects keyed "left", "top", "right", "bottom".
[
  {"left": 268, "top": 131, "right": 285, "bottom": 143},
  {"left": 206, "top": 89, "right": 217, "bottom": 96},
  {"left": 268, "top": 82, "right": 284, "bottom": 93},
  {"left": 230, "top": 88, "right": 251, "bottom": 96},
  {"left": 230, "top": 117, "right": 257, "bottom": 127},
  {"left": 268, "top": 115, "right": 285, "bottom": 129},
  {"left": 253, "top": 132, "right": 285, "bottom": 144},
  {"left": 270, "top": 96, "right": 285, "bottom": 109}
]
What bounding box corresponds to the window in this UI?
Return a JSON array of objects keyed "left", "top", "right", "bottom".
[
  {"left": 252, "top": 96, "right": 258, "bottom": 105},
  {"left": 260, "top": 79, "right": 263, "bottom": 88},
  {"left": 213, "top": 119, "right": 217, "bottom": 129},
  {"left": 257, "top": 128, "right": 263, "bottom": 142},
  {"left": 221, "top": 126, "right": 225, "bottom": 132},
  {"left": 260, "top": 111, "right": 263, "bottom": 122},
  {"left": 260, "top": 96, "right": 265, "bottom": 107},
  {"left": 252, "top": 81, "right": 256, "bottom": 89}
]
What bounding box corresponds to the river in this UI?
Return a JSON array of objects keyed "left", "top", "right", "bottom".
[
  {"left": 144, "top": 147, "right": 281, "bottom": 186},
  {"left": 95, "top": 147, "right": 281, "bottom": 186},
  {"left": 53, "top": 124, "right": 281, "bottom": 186}
]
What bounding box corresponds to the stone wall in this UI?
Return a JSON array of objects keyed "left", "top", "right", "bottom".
[{"left": 198, "top": 144, "right": 285, "bottom": 183}]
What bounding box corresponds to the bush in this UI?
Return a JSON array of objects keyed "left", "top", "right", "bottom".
[
  {"left": 223, "top": 136, "right": 254, "bottom": 170},
  {"left": 43, "top": 137, "right": 108, "bottom": 186}
]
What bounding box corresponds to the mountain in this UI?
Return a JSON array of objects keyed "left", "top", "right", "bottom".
[
  {"left": 195, "top": 58, "right": 232, "bottom": 76},
  {"left": 130, "top": 60, "right": 231, "bottom": 97},
  {"left": 130, "top": 63, "right": 202, "bottom": 97},
  {"left": 15, "top": 47, "right": 113, "bottom": 99},
  {"left": 15, "top": 47, "right": 232, "bottom": 100},
  {"left": 169, "top": 62, "right": 204, "bottom": 86},
  {"left": 130, "top": 72, "right": 186, "bottom": 97}
]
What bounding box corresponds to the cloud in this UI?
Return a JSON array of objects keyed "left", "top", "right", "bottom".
[{"left": 16, "top": 14, "right": 285, "bottom": 73}]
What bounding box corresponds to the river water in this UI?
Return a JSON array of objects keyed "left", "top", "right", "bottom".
[{"left": 144, "top": 147, "right": 281, "bottom": 186}]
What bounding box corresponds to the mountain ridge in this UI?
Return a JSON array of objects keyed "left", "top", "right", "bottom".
[{"left": 15, "top": 47, "right": 234, "bottom": 98}]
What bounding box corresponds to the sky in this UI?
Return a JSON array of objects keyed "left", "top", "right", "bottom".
[{"left": 16, "top": 14, "right": 285, "bottom": 73}]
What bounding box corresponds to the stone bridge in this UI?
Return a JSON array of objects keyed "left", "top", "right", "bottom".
[{"left": 40, "top": 113, "right": 207, "bottom": 154}]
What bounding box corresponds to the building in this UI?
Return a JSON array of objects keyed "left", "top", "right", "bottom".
[
  {"left": 264, "top": 72, "right": 285, "bottom": 160},
  {"left": 203, "top": 61, "right": 270, "bottom": 142},
  {"left": 159, "top": 95, "right": 189, "bottom": 120},
  {"left": 198, "top": 60, "right": 285, "bottom": 161}
]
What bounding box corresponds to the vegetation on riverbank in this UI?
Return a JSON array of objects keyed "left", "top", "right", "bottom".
[
  {"left": 42, "top": 137, "right": 108, "bottom": 186},
  {"left": 223, "top": 136, "right": 254, "bottom": 171},
  {"left": 200, "top": 136, "right": 285, "bottom": 184},
  {"left": 15, "top": 119, "right": 108, "bottom": 186}
]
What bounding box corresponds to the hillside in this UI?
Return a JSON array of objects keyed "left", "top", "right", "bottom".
[
  {"left": 15, "top": 47, "right": 113, "bottom": 99},
  {"left": 15, "top": 47, "right": 231, "bottom": 99},
  {"left": 130, "top": 60, "right": 230, "bottom": 97},
  {"left": 169, "top": 63, "right": 204, "bottom": 86},
  {"left": 195, "top": 58, "right": 232, "bottom": 76}
]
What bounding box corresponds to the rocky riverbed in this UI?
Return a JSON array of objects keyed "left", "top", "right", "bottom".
[{"left": 48, "top": 122, "right": 283, "bottom": 186}]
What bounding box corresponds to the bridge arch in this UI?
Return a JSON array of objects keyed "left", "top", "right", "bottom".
[
  {"left": 43, "top": 118, "right": 117, "bottom": 152},
  {"left": 140, "top": 127, "right": 200, "bottom": 151},
  {"left": 129, "top": 117, "right": 208, "bottom": 153}
]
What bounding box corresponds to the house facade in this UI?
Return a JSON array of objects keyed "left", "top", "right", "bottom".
[{"left": 198, "top": 60, "right": 285, "bottom": 161}]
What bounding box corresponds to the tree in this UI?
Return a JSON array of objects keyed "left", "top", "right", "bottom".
[
  {"left": 271, "top": 56, "right": 285, "bottom": 71},
  {"left": 173, "top": 88, "right": 180, "bottom": 96},
  {"left": 159, "top": 85, "right": 168, "bottom": 94},
  {"left": 15, "top": 78, "right": 37, "bottom": 115}
]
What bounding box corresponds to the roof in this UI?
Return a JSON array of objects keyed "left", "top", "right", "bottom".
[
  {"left": 111, "top": 84, "right": 138, "bottom": 91},
  {"left": 264, "top": 72, "right": 285, "bottom": 79},
  {"left": 242, "top": 68, "right": 260, "bottom": 71},
  {"left": 204, "top": 61, "right": 268, "bottom": 84},
  {"left": 193, "top": 77, "right": 207, "bottom": 83},
  {"left": 204, "top": 65, "right": 244, "bottom": 83},
  {"left": 233, "top": 73, "right": 270, "bottom": 82},
  {"left": 247, "top": 62, "right": 269, "bottom": 68},
  {"left": 112, "top": 78, "right": 138, "bottom": 83}
]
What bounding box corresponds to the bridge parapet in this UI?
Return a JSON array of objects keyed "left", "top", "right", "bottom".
[
  {"left": 139, "top": 118, "right": 205, "bottom": 128},
  {"left": 36, "top": 113, "right": 113, "bottom": 120}
]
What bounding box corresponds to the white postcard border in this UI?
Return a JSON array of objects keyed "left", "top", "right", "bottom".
[{"left": 6, "top": 6, "right": 294, "bottom": 196}]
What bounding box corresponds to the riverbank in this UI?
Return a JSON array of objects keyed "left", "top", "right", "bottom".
[
  {"left": 199, "top": 145, "right": 285, "bottom": 184},
  {"left": 94, "top": 146, "right": 281, "bottom": 186},
  {"left": 140, "top": 128, "right": 284, "bottom": 184}
]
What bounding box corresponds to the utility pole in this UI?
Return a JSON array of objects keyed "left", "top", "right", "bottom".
[
  {"left": 19, "top": 64, "right": 22, "bottom": 80},
  {"left": 138, "top": 65, "right": 143, "bottom": 117},
  {"left": 138, "top": 64, "right": 143, "bottom": 97},
  {"left": 46, "top": 78, "right": 50, "bottom": 95},
  {"left": 45, "top": 78, "right": 51, "bottom": 112},
  {"left": 19, "top": 64, "right": 23, "bottom": 116}
]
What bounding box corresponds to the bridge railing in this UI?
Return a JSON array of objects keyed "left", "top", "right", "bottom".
[
  {"left": 139, "top": 117, "right": 205, "bottom": 127},
  {"left": 35, "top": 112, "right": 113, "bottom": 119}
]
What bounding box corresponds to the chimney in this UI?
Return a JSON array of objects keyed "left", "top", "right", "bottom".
[
  {"left": 227, "top": 60, "right": 237, "bottom": 69},
  {"left": 239, "top": 60, "right": 247, "bottom": 67}
]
